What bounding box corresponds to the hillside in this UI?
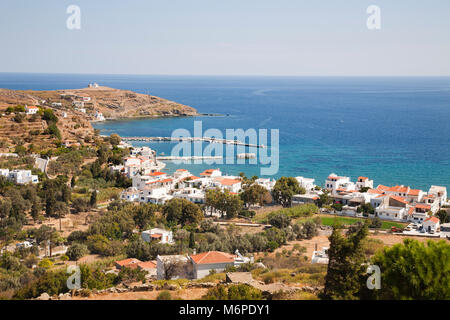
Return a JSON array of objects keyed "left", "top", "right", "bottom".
[
  {"left": 0, "top": 86, "right": 199, "bottom": 120},
  {"left": 0, "top": 86, "right": 199, "bottom": 152}
]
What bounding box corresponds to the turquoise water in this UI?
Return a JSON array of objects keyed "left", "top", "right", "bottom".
[{"left": 1, "top": 73, "right": 449, "bottom": 190}]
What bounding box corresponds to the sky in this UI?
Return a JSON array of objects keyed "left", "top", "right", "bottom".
[{"left": 0, "top": 0, "right": 449, "bottom": 76}]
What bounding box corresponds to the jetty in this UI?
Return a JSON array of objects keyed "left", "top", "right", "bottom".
[
  {"left": 156, "top": 155, "right": 222, "bottom": 160},
  {"left": 119, "top": 136, "right": 266, "bottom": 148}
]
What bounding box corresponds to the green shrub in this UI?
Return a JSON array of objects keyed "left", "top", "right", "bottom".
[{"left": 157, "top": 291, "right": 172, "bottom": 300}]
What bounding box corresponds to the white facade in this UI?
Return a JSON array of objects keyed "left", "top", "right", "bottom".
[
  {"left": 422, "top": 217, "right": 440, "bottom": 232},
  {"left": 255, "top": 178, "right": 276, "bottom": 191},
  {"left": 356, "top": 177, "right": 374, "bottom": 190},
  {"left": 428, "top": 186, "right": 447, "bottom": 207},
  {"left": 325, "top": 173, "right": 354, "bottom": 194},
  {"left": 25, "top": 106, "right": 39, "bottom": 115},
  {"left": 142, "top": 228, "right": 173, "bottom": 244},
  {"left": 172, "top": 188, "right": 205, "bottom": 204},
  {"left": 7, "top": 170, "right": 38, "bottom": 184},
  {"left": 295, "top": 176, "right": 316, "bottom": 192}
]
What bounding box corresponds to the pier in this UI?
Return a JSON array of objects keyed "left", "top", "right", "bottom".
[
  {"left": 119, "top": 136, "right": 266, "bottom": 148},
  {"left": 156, "top": 155, "right": 223, "bottom": 160}
]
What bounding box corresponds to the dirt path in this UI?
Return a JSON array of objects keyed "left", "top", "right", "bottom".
[{"left": 73, "top": 288, "right": 209, "bottom": 300}]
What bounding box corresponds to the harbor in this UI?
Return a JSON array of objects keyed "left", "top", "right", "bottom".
[{"left": 118, "top": 136, "right": 266, "bottom": 148}]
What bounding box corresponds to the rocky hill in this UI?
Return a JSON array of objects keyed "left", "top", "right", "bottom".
[
  {"left": 0, "top": 86, "right": 198, "bottom": 120},
  {"left": 0, "top": 86, "right": 199, "bottom": 152}
]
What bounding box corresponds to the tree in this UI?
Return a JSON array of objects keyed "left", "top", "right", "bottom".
[
  {"left": 240, "top": 184, "right": 268, "bottom": 208},
  {"left": 357, "top": 202, "right": 375, "bottom": 217},
  {"left": 317, "top": 190, "right": 332, "bottom": 208},
  {"left": 54, "top": 201, "right": 69, "bottom": 231},
  {"left": 189, "top": 232, "right": 196, "bottom": 249},
  {"left": 369, "top": 217, "right": 382, "bottom": 229},
  {"left": 109, "top": 134, "right": 121, "bottom": 147},
  {"left": 90, "top": 190, "right": 97, "bottom": 208},
  {"left": 223, "top": 191, "right": 243, "bottom": 219},
  {"left": 371, "top": 239, "right": 450, "bottom": 300},
  {"left": 272, "top": 177, "right": 304, "bottom": 207},
  {"left": 163, "top": 199, "right": 203, "bottom": 225},
  {"left": 66, "top": 243, "right": 89, "bottom": 261},
  {"left": 437, "top": 210, "right": 450, "bottom": 224},
  {"left": 321, "top": 222, "right": 369, "bottom": 300},
  {"left": 70, "top": 176, "right": 76, "bottom": 188},
  {"left": 30, "top": 199, "right": 41, "bottom": 222},
  {"left": 268, "top": 213, "right": 291, "bottom": 229}
]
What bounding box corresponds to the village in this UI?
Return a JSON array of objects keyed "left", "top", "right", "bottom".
[{"left": 115, "top": 143, "right": 449, "bottom": 237}]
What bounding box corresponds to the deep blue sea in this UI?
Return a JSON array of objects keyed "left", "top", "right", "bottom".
[{"left": 1, "top": 73, "right": 449, "bottom": 191}]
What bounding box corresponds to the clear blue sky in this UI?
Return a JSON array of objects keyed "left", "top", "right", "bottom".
[{"left": 0, "top": 0, "right": 449, "bottom": 76}]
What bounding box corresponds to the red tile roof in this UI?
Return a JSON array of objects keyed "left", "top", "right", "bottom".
[
  {"left": 115, "top": 258, "right": 141, "bottom": 268},
  {"left": 218, "top": 178, "right": 241, "bottom": 186},
  {"left": 149, "top": 171, "right": 165, "bottom": 176},
  {"left": 190, "top": 251, "right": 235, "bottom": 264},
  {"left": 137, "top": 261, "right": 156, "bottom": 269},
  {"left": 424, "top": 216, "right": 439, "bottom": 224},
  {"left": 200, "top": 169, "right": 219, "bottom": 176},
  {"left": 407, "top": 189, "right": 421, "bottom": 196},
  {"left": 390, "top": 195, "right": 408, "bottom": 204},
  {"left": 415, "top": 204, "right": 431, "bottom": 210},
  {"left": 358, "top": 177, "right": 369, "bottom": 181}
]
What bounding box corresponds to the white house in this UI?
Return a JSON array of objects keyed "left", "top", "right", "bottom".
[
  {"left": 356, "top": 177, "right": 374, "bottom": 190},
  {"left": 120, "top": 187, "right": 140, "bottom": 202},
  {"left": 295, "top": 176, "right": 316, "bottom": 192},
  {"left": 172, "top": 188, "right": 206, "bottom": 204},
  {"left": 255, "top": 178, "right": 276, "bottom": 191},
  {"left": 25, "top": 105, "right": 39, "bottom": 115},
  {"left": 292, "top": 193, "right": 319, "bottom": 205},
  {"left": 212, "top": 177, "right": 242, "bottom": 193},
  {"left": 189, "top": 251, "right": 238, "bottom": 280},
  {"left": 8, "top": 170, "right": 39, "bottom": 184},
  {"left": 422, "top": 216, "right": 440, "bottom": 233},
  {"left": 94, "top": 110, "right": 105, "bottom": 121},
  {"left": 200, "top": 168, "right": 222, "bottom": 178},
  {"left": 142, "top": 228, "right": 173, "bottom": 244},
  {"left": 325, "top": 173, "right": 354, "bottom": 195},
  {"left": 372, "top": 195, "right": 408, "bottom": 221},
  {"left": 428, "top": 186, "right": 447, "bottom": 207}
]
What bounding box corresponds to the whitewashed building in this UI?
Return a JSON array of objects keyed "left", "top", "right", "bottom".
[
  {"left": 295, "top": 176, "right": 316, "bottom": 192},
  {"left": 142, "top": 228, "right": 173, "bottom": 244}
]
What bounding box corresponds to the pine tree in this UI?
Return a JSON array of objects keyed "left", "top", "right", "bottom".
[
  {"left": 90, "top": 190, "right": 97, "bottom": 207},
  {"left": 321, "top": 222, "right": 369, "bottom": 300},
  {"left": 189, "top": 232, "right": 195, "bottom": 249},
  {"left": 31, "top": 200, "right": 41, "bottom": 222}
]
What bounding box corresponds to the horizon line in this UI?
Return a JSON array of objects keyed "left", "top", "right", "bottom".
[{"left": 1, "top": 71, "right": 450, "bottom": 78}]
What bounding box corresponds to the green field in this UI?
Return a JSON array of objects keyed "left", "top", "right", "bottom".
[{"left": 319, "top": 215, "right": 406, "bottom": 230}]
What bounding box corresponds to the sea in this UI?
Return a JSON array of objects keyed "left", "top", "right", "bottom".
[{"left": 1, "top": 73, "right": 449, "bottom": 191}]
